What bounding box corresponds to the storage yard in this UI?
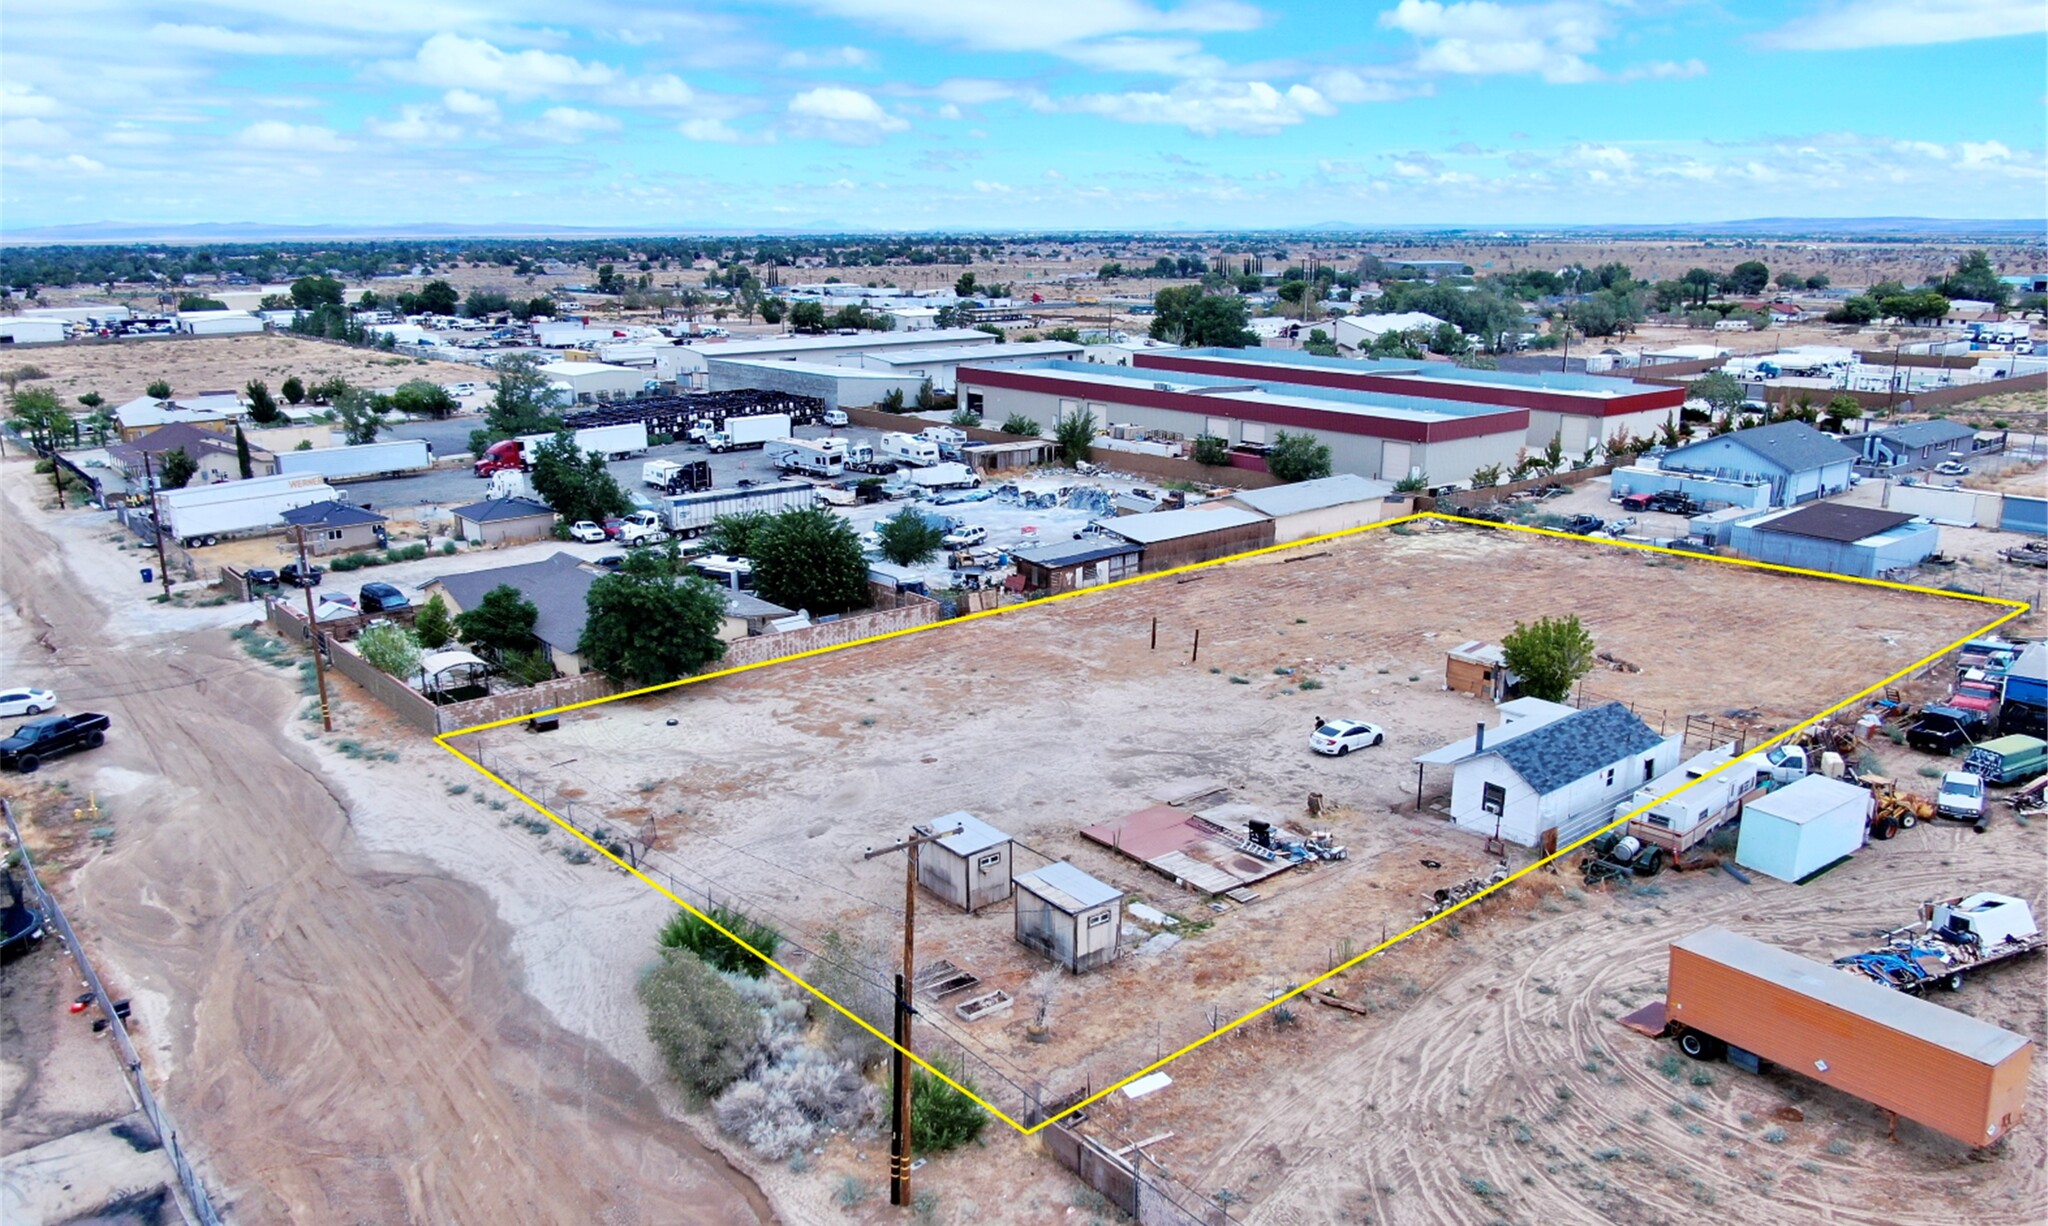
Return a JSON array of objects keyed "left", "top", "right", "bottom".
[{"left": 451, "top": 520, "right": 2044, "bottom": 1224}]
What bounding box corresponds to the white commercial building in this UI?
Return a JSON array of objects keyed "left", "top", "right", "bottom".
[
  {"left": 177, "top": 310, "right": 264, "bottom": 336},
  {"left": 1332, "top": 312, "right": 1452, "bottom": 351},
  {"left": 854, "top": 339, "right": 1084, "bottom": 392},
  {"left": 539, "top": 361, "right": 647, "bottom": 401},
  {"left": 671, "top": 328, "right": 1001, "bottom": 388}
]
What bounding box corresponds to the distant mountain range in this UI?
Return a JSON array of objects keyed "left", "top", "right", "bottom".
[{"left": 2, "top": 217, "right": 2040, "bottom": 244}]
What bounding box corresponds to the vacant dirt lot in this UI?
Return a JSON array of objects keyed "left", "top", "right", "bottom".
[
  {"left": 5, "top": 332, "right": 485, "bottom": 406},
  {"left": 463, "top": 519, "right": 2038, "bottom": 1224}
]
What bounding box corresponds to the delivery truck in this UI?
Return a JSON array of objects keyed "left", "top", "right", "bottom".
[
  {"left": 156, "top": 473, "right": 341, "bottom": 546},
  {"left": 765, "top": 438, "right": 845, "bottom": 479},
  {"left": 276, "top": 439, "right": 433, "bottom": 483},
  {"left": 1655, "top": 926, "right": 2031, "bottom": 1148},
  {"left": 702, "top": 413, "right": 791, "bottom": 453},
  {"left": 660, "top": 482, "right": 817, "bottom": 538}
]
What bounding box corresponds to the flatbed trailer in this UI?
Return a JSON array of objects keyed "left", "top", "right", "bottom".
[{"left": 1835, "top": 894, "right": 2045, "bottom": 994}]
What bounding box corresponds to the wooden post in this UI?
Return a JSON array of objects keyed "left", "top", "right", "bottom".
[
  {"left": 893, "top": 841, "right": 918, "bottom": 1207},
  {"left": 295, "top": 526, "right": 334, "bottom": 731},
  {"left": 1190, "top": 628, "right": 1200, "bottom": 663},
  {"left": 1150, "top": 616, "right": 1157, "bottom": 650},
  {"left": 141, "top": 452, "right": 172, "bottom": 600}
]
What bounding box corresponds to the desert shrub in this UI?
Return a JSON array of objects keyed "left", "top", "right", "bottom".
[
  {"left": 805, "top": 928, "right": 894, "bottom": 1069},
  {"left": 638, "top": 950, "right": 762, "bottom": 1103},
  {"left": 713, "top": 1047, "right": 880, "bottom": 1158},
  {"left": 658, "top": 904, "right": 783, "bottom": 978}
]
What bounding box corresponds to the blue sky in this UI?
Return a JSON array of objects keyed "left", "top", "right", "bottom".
[{"left": 3, "top": 1, "right": 2043, "bottom": 230}]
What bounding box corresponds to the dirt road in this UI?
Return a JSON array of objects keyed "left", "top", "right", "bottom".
[{"left": 0, "top": 466, "right": 775, "bottom": 1224}]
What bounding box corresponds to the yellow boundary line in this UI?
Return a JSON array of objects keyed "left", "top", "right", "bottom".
[{"left": 433, "top": 511, "right": 2029, "bottom": 1135}]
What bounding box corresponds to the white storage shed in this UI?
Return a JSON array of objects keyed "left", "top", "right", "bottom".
[
  {"left": 1735, "top": 775, "right": 1872, "bottom": 883},
  {"left": 915, "top": 812, "right": 1014, "bottom": 913}
]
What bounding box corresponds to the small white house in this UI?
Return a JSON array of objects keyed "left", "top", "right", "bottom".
[
  {"left": 1416, "top": 701, "right": 1684, "bottom": 847},
  {"left": 915, "top": 812, "right": 1014, "bottom": 913},
  {"left": 1014, "top": 862, "right": 1121, "bottom": 973},
  {"left": 1735, "top": 775, "right": 1872, "bottom": 883}
]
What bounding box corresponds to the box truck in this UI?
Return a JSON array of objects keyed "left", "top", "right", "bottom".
[
  {"left": 881, "top": 432, "right": 940, "bottom": 467},
  {"left": 703, "top": 413, "right": 791, "bottom": 453},
  {"left": 157, "top": 474, "right": 340, "bottom": 546},
  {"left": 660, "top": 482, "right": 817, "bottom": 538},
  {"left": 276, "top": 439, "right": 433, "bottom": 483},
  {"left": 905, "top": 462, "right": 979, "bottom": 491},
  {"left": 642, "top": 458, "right": 712, "bottom": 493},
  {"left": 1657, "top": 926, "right": 2031, "bottom": 1147},
  {"left": 765, "top": 438, "right": 845, "bottom": 479}
]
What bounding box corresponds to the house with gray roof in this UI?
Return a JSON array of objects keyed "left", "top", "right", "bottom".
[
  {"left": 280, "top": 500, "right": 388, "bottom": 555},
  {"left": 1657, "top": 421, "right": 1858, "bottom": 506},
  {"left": 1851, "top": 418, "right": 1980, "bottom": 473},
  {"left": 449, "top": 496, "right": 557, "bottom": 545},
  {"left": 423, "top": 552, "right": 601, "bottom": 676},
  {"left": 1416, "top": 700, "right": 1683, "bottom": 847}
]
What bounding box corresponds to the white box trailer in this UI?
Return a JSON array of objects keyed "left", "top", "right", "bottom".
[
  {"left": 518, "top": 421, "right": 649, "bottom": 461},
  {"left": 661, "top": 482, "right": 817, "bottom": 537},
  {"left": 705, "top": 413, "right": 791, "bottom": 453},
  {"left": 157, "top": 473, "right": 339, "bottom": 544},
  {"left": 765, "top": 438, "right": 845, "bottom": 478},
  {"left": 906, "top": 462, "right": 979, "bottom": 490},
  {"left": 275, "top": 438, "right": 433, "bottom": 482}
]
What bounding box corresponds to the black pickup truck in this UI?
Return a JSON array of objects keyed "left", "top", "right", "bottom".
[{"left": 0, "top": 713, "right": 111, "bottom": 773}]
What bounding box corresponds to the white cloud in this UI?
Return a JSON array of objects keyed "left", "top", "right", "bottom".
[
  {"left": 1617, "top": 58, "right": 1707, "bottom": 82},
  {"left": 1065, "top": 80, "right": 1334, "bottom": 135},
  {"left": 602, "top": 74, "right": 699, "bottom": 109},
  {"left": 4, "top": 151, "right": 107, "bottom": 174},
  {"left": 1756, "top": 0, "right": 2045, "bottom": 50},
  {"left": 237, "top": 121, "right": 354, "bottom": 152},
  {"left": 786, "top": 86, "right": 909, "bottom": 143},
  {"left": 366, "top": 104, "right": 464, "bottom": 144},
  {"left": 797, "top": 0, "right": 1261, "bottom": 54},
  {"left": 972, "top": 179, "right": 1014, "bottom": 193},
  {"left": 1959, "top": 140, "right": 2012, "bottom": 165},
  {"left": 396, "top": 33, "right": 618, "bottom": 98},
  {"left": 1379, "top": 0, "right": 1611, "bottom": 83},
  {"left": 936, "top": 103, "right": 964, "bottom": 120},
  {"left": 1311, "top": 68, "right": 1428, "bottom": 104},
  {"left": 679, "top": 118, "right": 747, "bottom": 142},
  {"left": 780, "top": 46, "right": 875, "bottom": 69},
  {"left": 147, "top": 23, "right": 356, "bottom": 56},
  {"left": 1, "top": 82, "right": 63, "bottom": 119},
  {"left": 1043, "top": 168, "right": 1065, "bottom": 179},
  {"left": 1, "top": 117, "right": 72, "bottom": 148},
  {"left": 524, "top": 107, "right": 623, "bottom": 141},
  {"left": 442, "top": 89, "right": 500, "bottom": 119},
  {"left": 1061, "top": 37, "right": 1224, "bottom": 76}
]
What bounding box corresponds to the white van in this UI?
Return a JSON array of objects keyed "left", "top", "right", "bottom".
[
  {"left": 880, "top": 431, "right": 940, "bottom": 467},
  {"left": 822, "top": 409, "right": 849, "bottom": 427}
]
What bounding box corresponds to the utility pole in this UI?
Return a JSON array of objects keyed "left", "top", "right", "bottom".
[
  {"left": 294, "top": 525, "right": 334, "bottom": 731},
  {"left": 140, "top": 451, "right": 171, "bottom": 600},
  {"left": 862, "top": 821, "right": 962, "bottom": 1208}
]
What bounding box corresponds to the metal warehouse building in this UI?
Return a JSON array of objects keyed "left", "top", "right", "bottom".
[
  {"left": 705, "top": 357, "right": 927, "bottom": 412},
  {"left": 673, "top": 327, "right": 1001, "bottom": 388},
  {"left": 1131, "top": 348, "right": 1684, "bottom": 451},
  {"left": 1098, "top": 505, "right": 1276, "bottom": 571},
  {"left": 853, "top": 339, "right": 1083, "bottom": 392},
  {"left": 955, "top": 362, "right": 1530, "bottom": 485},
  {"left": 1727, "top": 503, "right": 1941, "bottom": 578}
]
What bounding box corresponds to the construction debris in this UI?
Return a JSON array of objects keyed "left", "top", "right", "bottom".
[{"left": 1421, "top": 864, "right": 1510, "bottom": 920}]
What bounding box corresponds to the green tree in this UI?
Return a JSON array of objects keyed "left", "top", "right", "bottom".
[
  {"left": 579, "top": 548, "right": 729, "bottom": 683},
  {"left": 1935, "top": 249, "right": 2008, "bottom": 307},
  {"left": 157, "top": 446, "right": 197, "bottom": 489},
  {"left": 332, "top": 385, "right": 385, "bottom": 445},
  {"left": 356, "top": 623, "right": 424, "bottom": 677},
  {"left": 484, "top": 354, "right": 566, "bottom": 439},
  {"left": 8, "top": 386, "right": 73, "bottom": 501},
  {"left": 415, "top": 279, "right": 461, "bottom": 316},
  {"left": 1500, "top": 614, "right": 1597, "bottom": 703},
  {"left": 705, "top": 510, "right": 770, "bottom": 557},
  {"left": 233, "top": 425, "right": 253, "bottom": 479},
  {"left": 1054, "top": 405, "right": 1096, "bottom": 465},
  {"left": 178, "top": 295, "right": 228, "bottom": 311},
  {"left": 146, "top": 378, "right": 173, "bottom": 400},
  {"left": 639, "top": 950, "right": 761, "bottom": 1104},
  {"left": 875, "top": 506, "right": 944, "bottom": 566},
  {"left": 948, "top": 408, "right": 979, "bottom": 428},
  {"left": 1691, "top": 370, "right": 1749, "bottom": 419},
  {"left": 1824, "top": 295, "right": 1880, "bottom": 325},
  {"left": 1680, "top": 268, "right": 1717, "bottom": 307},
  {"left": 281, "top": 375, "right": 306, "bottom": 405},
  {"left": 1806, "top": 273, "right": 1831, "bottom": 291},
  {"left": 1469, "top": 462, "right": 1504, "bottom": 488},
  {"left": 1726, "top": 261, "right": 1770, "bottom": 296},
  {"left": 999, "top": 412, "right": 1040, "bottom": 436},
  {"left": 789, "top": 300, "right": 828, "bottom": 333},
  {"left": 1192, "top": 434, "right": 1230, "bottom": 466},
  {"left": 77, "top": 390, "right": 103, "bottom": 410},
  {"left": 289, "top": 275, "right": 345, "bottom": 310},
  {"left": 413, "top": 593, "right": 455, "bottom": 650},
  {"left": 1825, "top": 394, "right": 1864, "bottom": 424},
  {"left": 390, "top": 378, "right": 457, "bottom": 420},
  {"left": 465, "top": 288, "right": 514, "bottom": 318},
  {"left": 521, "top": 296, "right": 558, "bottom": 321},
  {"left": 1302, "top": 327, "right": 1339, "bottom": 357},
  {"left": 657, "top": 904, "right": 782, "bottom": 979},
  {"left": 456, "top": 584, "right": 540, "bottom": 657},
  {"left": 1267, "top": 430, "right": 1332, "bottom": 482},
  {"left": 529, "top": 431, "right": 631, "bottom": 525},
  {"left": 751, "top": 507, "right": 869, "bottom": 616},
  {"left": 246, "top": 379, "right": 281, "bottom": 424},
  {"left": 954, "top": 271, "right": 978, "bottom": 298}
]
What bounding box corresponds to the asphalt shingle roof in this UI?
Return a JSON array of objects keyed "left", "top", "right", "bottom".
[
  {"left": 428, "top": 552, "right": 597, "bottom": 655},
  {"left": 1489, "top": 702, "right": 1665, "bottom": 795},
  {"left": 280, "top": 501, "right": 387, "bottom": 527},
  {"left": 450, "top": 496, "right": 555, "bottom": 523},
  {"left": 1877, "top": 419, "right": 1977, "bottom": 450},
  {"left": 1668, "top": 421, "right": 1857, "bottom": 476}
]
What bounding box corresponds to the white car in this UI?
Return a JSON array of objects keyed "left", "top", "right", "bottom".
[
  {"left": 1310, "top": 719, "right": 1385, "bottom": 756},
  {"left": 446, "top": 382, "right": 482, "bottom": 397},
  {"left": 0, "top": 688, "right": 57, "bottom": 718},
  {"left": 568, "top": 520, "right": 609, "bottom": 543},
  {"left": 1936, "top": 771, "right": 1986, "bottom": 822},
  {"left": 942, "top": 525, "right": 988, "bottom": 548},
  {"left": 1934, "top": 461, "right": 1971, "bottom": 477}
]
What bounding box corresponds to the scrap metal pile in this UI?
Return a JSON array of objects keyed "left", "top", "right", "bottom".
[{"left": 1421, "top": 863, "right": 1510, "bottom": 921}]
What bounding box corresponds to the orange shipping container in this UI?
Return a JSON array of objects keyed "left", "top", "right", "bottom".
[{"left": 1666, "top": 927, "right": 2031, "bottom": 1147}]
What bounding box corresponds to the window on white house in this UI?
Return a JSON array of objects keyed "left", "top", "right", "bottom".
[
  {"left": 1604, "top": 767, "right": 1616, "bottom": 786},
  {"left": 1481, "top": 782, "right": 1506, "bottom": 816}
]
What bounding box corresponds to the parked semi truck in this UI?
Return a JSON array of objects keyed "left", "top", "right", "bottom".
[
  {"left": 700, "top": 413, "right": 791, "bottom": 453},
  {"left": 156, "top": 473, "right": 340, "bottom": 546},
  {"left": 765, "top": 438, "right": 845, "bottom": 479},
  {"left": 474, "top": 423, "right": 650, "bottom": 475},
  {"left": 1656, "top": 926, "right": 2032, "bottom": 1148},
  {"left": 659, "top": 482, "right": 817, "bottom": 538},
  {"left": 276, "top": 438, "right": 433, "bottom": 482},
  {"left": 642, "top": 458, "right": 713, "bottom": 494}
]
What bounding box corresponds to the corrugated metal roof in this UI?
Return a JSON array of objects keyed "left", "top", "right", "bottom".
[
  {"left": 1674, "top": 927, "right": 2030, "bottom": 1066},
  {"left": 1101, "top": 505, "right": 1267, "bottom": 545},
  {"left": 921, "top": 811, "right": 1010, "bottom": 857},
  {"left": 1224, "top": 474, "right": 1394, "bottom": 517},
  {"left": 1490, "top": 702, "right": 1666, "bottom": 794},
  {"left": 1017, "top": 861, "right": 1121, "bottom": 912},
  {"left": 1012, "top": 541, "right": 1144, "bottom": 569}
]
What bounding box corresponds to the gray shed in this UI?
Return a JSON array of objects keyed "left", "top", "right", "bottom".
[
  {"left": 915, "top": 812, "right": 1014, "bottom": 913},
  {"left": 1014, "top": 862, "right": 1122, "bottom": 973}
]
